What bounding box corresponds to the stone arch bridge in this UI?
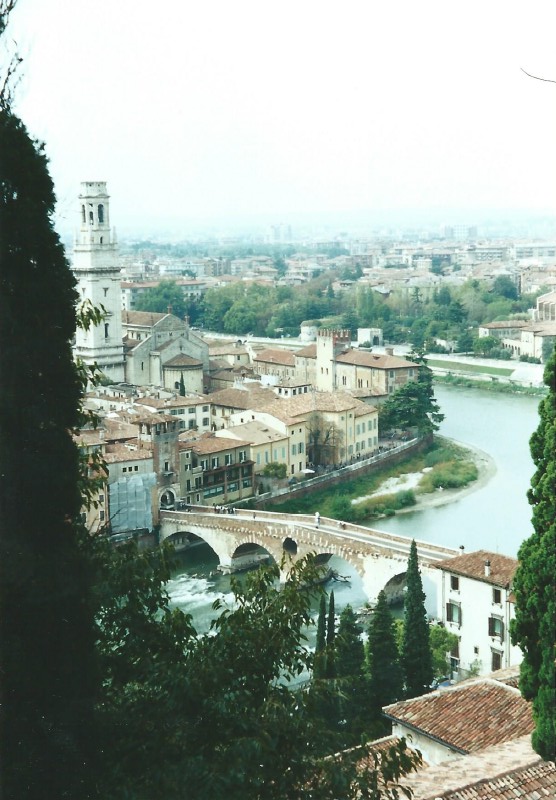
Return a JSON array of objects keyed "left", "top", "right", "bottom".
[{"left": 159, "top": 507, "right": 458, "bottom": 612}]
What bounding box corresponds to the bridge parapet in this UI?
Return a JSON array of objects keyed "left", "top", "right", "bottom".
[
  {"left": 160, "top": 506, "right": 459, "bottom": 616},
  {"left": 159, "top": 507, "right": 457, "bottom": 612},
  {"left": 160, "top": 507, "right": 456, "bottom": 563}
]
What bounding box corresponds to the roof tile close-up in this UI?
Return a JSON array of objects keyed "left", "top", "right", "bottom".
[{"left": 383, "top": 680, "right": 534, "bottom": 754}]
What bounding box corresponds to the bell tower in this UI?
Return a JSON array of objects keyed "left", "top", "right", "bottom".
[{"left": 72, "top": 181, "right": 125, "bottom": 382}]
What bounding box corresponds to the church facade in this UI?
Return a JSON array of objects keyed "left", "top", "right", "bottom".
[{"left": 122, "top": 310, "right": 208, "bottom": 391}]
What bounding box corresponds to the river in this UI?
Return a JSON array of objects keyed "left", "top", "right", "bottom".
[
  {"left": 374, "top": 385, "right": 539, "bottom": 558},
  {"left": 167, "top": 385, "right": 541, "bottom": 629}
]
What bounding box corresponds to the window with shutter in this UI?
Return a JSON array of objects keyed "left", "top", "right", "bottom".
[
  {"left": 446, "top": 602, "right": 462, "bottom": 626},
  {"left": 488, "top": 616, "right": 504, "bottom": 641}
]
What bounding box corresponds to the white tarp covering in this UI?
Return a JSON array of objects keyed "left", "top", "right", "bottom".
[{"left": 109, "top": 473, "right": 156, "bottom": 533}]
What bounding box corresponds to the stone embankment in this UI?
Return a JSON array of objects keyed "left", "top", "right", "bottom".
[{"left": 251, "top": 436, "right": 431, "bottom": 509}]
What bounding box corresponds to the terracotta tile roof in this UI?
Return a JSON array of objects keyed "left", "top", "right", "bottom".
[
  {"left": 121, "top": 280, "right": 160, "bottom": 289},
  {"left": 274, "top": 378, "right": 312, "bottom": 388},
  {"left": 354, "top": 402, "right": 377, "bottom": 417},
  {"left": 104, "top": 442, "right": 153, "bottom": 464},
  {"left": 209, "top": 358, "right": 234, "bottom": 369},
  {"left": 521, "top": 322, "right": 556, "bottom": 335},
  {"left": 209, "top": 343, "right": 249, "bottom": 356},
  {"left": 257, "top": 391, "right": 373, "bottom": 418},
  {"left": 103, "top": 417, "right": 140, "bottom": 442},
  {"left": 133, "top": 396, "right": 167, "bottom": 409},
  {"left": 208, "top": 386, "right": 277, "bottom": 410},
  {"left": 162, "top": 395, "right": 209, "bottom": 409},
  {"left": 348, "top": 387, "right": 388, "bottom": 398},
  {"left": 432, "top": 760, "right": 556, "bottom": 800},
  {"left": 487, "top": 665, "right": 521, "bottom": 688},
  {"left": 216, "top": 420, "right": 286, "bottom": 446},
  {"left": 123, "top": 335, "right": 141, "bottom": 352},
  {"left": 154, "top": 338, "right": 179, "bottom": 352},
  {"left": 74, "top": 430, "right": 105, "bottom": 448},
  {"left": 336, "top": 350, "right": 418, "bottom": 369},
  {"left": 433, "top": 550, "right": 518, "bottom": 588},
  {"left": 481, "top": 320, "right": 529, "bottom": 329},
  {"left": 408, "top": 735, "right": 554, "bottom": 800},
  {"left": 252, "top": 402, "right": 307, "bottom": 427},
  {"left": 191, "top": 435, "right": 252, "bottom": 455},
  {"left": 383, "top": 680, "right": 533, "bottom": 754},
  {"left": 330, "top": 736, "right": 426, "bottom": 794},
  {"left": 121, "top": 310, "right": 169, "bottom": 327},
  {"left": 295, "top": 344, "right": 317, "bottom": 358},
  {"left": 253, "top": 348, "right": 296, "bottom": 366},
  {"left": 125, "top": 411, "right": 176, "bottom": 425},
  {"left": 163, "top": 354, "right": 203, "bottom": 368}
]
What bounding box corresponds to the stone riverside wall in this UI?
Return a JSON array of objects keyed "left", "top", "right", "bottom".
[{"left": 250, "top": 435, "right": 431, "bottom": 509}]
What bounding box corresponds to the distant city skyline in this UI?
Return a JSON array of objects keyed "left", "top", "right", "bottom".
[{"left": 7, "top": 0, "right": 556, "bottom": 237}]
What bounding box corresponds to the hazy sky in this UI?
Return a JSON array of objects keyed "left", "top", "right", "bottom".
[{"left": 7, "top": 0, "right": 556, "bottom": 233}]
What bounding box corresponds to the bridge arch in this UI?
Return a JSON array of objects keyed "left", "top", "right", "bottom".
[
  {"left": 383, "top": 571, "right": 407, "bottom": 606},
  {"left": 164, "top": 529, "right": 200, "bottom": 549},
  {"left": 231, "top": 542, "right": 275, "bottom": 572},
  {"left": 159, "top": 509, "right": 456, "bottom": 612}
]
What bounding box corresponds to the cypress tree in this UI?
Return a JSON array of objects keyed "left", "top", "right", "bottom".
[
  {"left": 335, "top": 605, "right": 370, "bottom": 744},
  {"left": 511, "top": 346, "right": 556, "bottom": 761},
  {"left": 179, "top": 372, "right": 186, "bottom": 396},
  {"left": 336, "top": 605, "right": 364, "bottom": 679},
  {"left": 0, "top": 108, "right": 98, "bottom": 798},
  {"left": 326, "top": 590, "right": 336, "bottom": 647},
  {"left": 401, "top": 540, "right": 433, "bottom": 698},
  {"left": 314, "top": 593, "right": 327, "bottom": 678},
  {"left": 325, "top": 590, "right": 336, "bottom": 678},
  {"left": 367, "top": 591, "right": 403, "bottom": 724}
]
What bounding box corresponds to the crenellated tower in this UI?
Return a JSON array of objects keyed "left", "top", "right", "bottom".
[
  {"left": 72, "top": 181, "right": 125, "bottom": 382},
  {"left": 316, "top": 328, "right": 351, "bottom": 391}
]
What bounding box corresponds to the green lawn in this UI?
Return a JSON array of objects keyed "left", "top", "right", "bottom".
[
  {"left": 267, "top": 438, "right": 476, "bottom": 521},
  {"left": 427, "top": 359, "right": 514, "bottom": 377}
]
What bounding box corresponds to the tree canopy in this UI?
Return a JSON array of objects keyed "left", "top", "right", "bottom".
[
  {"left": 89, "top": 543, "right": 422, "bottom": 798},
  {"left": 134, "top": 279, "right": 190, "bottom": 320},
  {"left": 366, "top": 591, "right": 404, "bottom": 727},
  {"left": 511, "top": 346, "right": 556, "bottom": 761},
  {"left": 379, "top": 348, "right": 444, "bottom": 435},
  {"left": 0, "top": 104, "right": 98, "bottom": 800},
  {"left": 401, "top": 541, "right": 433, "bottom": 698}
]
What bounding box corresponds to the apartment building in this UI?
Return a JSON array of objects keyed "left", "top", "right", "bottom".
[{"left": 433, "top": 550, "right": 521, "bottom": 678}]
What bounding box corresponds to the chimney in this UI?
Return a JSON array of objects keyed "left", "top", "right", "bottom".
[
  {"left": 385, "top": 346, "right": 394, "bottom": 356},
  {"left": 167, "top": 305, "right": 173, "bottom": 315},
  {"left": 459, "top": 545, "right": 465, "bottom": 554},
  {"left": 484, "top": 559, "right": 491, "bottom": 577}
]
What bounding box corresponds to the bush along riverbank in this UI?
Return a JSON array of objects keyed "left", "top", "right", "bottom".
[
  {"left": 433, "top": 372, "right": 547, "bottom": 396},
  {"left": 270, "top": 437, "right": 479, "bottom": 523}
]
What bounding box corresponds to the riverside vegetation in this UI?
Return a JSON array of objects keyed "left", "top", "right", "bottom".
[
  {"left": 434, "top": 372, "right": 548, "bottom": 397},
  {"left": 271, "top": 437, "right": 478, "bottom": 522}
]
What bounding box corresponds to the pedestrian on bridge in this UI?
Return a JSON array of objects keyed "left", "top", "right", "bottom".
[{"left": 315, "top": 511, "right": 320, "bottom": 528}]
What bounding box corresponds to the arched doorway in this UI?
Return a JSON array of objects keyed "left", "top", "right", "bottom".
[{"left": 160, "top": 489, "right": 176, "bottom": 509}]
